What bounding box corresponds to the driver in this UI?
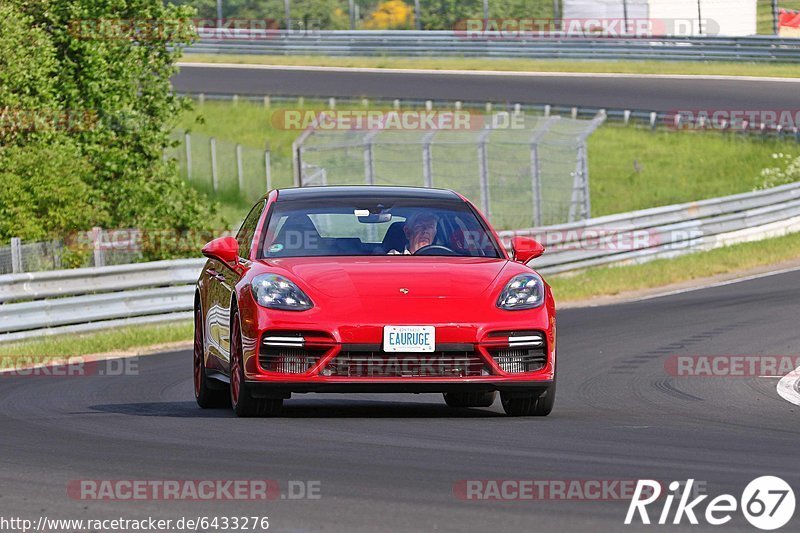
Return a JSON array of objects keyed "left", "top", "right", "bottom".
[{"left": 388, "top": 211, "right": 439, "bottom": 255}]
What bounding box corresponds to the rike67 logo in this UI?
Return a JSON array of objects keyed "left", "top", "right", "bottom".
[{"left": 626, "top": 477, "right": 795, "bottom": 530}]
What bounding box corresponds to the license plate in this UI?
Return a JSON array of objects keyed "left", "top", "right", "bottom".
[{"left": 383, "top": 326, "right": 435, "bottom": 353}]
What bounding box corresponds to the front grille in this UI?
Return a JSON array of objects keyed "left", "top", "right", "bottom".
[
  {"left": 259, "top": 347, "right": 324, "bottom": 374},
  {"left": 490, "top": 347, "right": 547, "bottom": 373},
  {"left": 326, "top": 351, "right": 484, "bottom": 378}
]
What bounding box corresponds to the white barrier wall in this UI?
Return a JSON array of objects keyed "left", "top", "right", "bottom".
[{"left": 563, "top": 0, "right": 758, "bottom": 36}]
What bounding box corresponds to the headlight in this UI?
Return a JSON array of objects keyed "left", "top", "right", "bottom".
[
  {"left": 251, "top": 274, "right": 313, "bottom": 311},
  {"left": 497, "top": 273, "right": 545, "bottom": 310}
]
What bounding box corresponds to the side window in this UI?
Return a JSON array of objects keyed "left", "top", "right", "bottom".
[{"left": 236, "top": 200, "right": 266, "bottom": 258}]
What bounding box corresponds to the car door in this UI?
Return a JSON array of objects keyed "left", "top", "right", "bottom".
[{"left": 218, "top": 200, "right": 266, "bottom": 371}]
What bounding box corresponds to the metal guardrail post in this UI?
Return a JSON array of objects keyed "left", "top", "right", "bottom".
[
  {"left": 210, "top": 137, "right": 219, "bottom": 191},
  {"left": 10, "top": 238, "right": 22, "bottom": 274}
]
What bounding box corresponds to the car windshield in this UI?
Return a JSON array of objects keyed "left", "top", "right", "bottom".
[{"left": 258, "top": 197, "right": 502, "bottom": 258}]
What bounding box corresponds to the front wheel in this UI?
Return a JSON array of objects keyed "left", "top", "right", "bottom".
[
  {"left": 230, "top": 311, "right": 283, "bottom": 417},
  {"left": 194, "top": 305, "right": 230, "bottom": 409},
  {"left": 500, "top": 383, "right": 556, "bottom": 417}
]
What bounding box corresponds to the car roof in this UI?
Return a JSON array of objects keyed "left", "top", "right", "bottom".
[{"left": 274, "top": 185, "right": 462, "bottom": 202}]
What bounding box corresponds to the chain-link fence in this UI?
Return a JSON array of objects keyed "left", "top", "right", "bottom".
[
  {"left": 293, "top": 112, "right": 605, "bottom": 230},
  {"left": 166, "top": 130, "right": 273, "bottom": 202},
  {"left": 0, "top": 230, "right": 143, "bottom": 275}
]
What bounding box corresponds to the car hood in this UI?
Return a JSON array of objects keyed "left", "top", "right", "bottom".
[{"left": 257, "top": 256, "right": 511, "bottom": 299}]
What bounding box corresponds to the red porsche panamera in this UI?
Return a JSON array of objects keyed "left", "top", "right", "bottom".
[{"left": 194, "top": 186, "right": 556, "bottom": 417}]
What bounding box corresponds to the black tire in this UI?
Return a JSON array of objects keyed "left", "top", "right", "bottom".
[
  {"left": 230, "top": 311, "right": 283, "bottom": 418},
  {"left": 500, "top": 382, "right": 556, "bottom": 417},
  {"left": 194, "top": 305, "right": 231, "bottom": 409},
  {"left": 443, "top": 391, "right": 497, "bottom": 408}
]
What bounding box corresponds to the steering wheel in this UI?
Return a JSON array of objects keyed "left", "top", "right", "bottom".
[{"left": 413, "top": 244, "right": 458, "bottom": 256}]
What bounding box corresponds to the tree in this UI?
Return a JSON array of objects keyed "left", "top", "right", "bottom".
[{"left": 1, "top": 0, "right": 217, "bottom": 258}]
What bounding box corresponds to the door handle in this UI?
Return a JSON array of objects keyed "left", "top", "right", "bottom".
[{"left": 205, "top": 268, "right": 225, "bottom": 282}]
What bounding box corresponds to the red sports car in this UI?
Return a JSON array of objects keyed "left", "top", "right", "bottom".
[{"left": 194, "top": 186, "right": 556, "bottom": 417}]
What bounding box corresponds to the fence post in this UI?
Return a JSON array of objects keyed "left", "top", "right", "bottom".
[
  {"left": 528, "top": 116, "right": 560, "bottom": 227},
  {"left": 265, "top": 147, "right": 272, "bottom": 191},
  {"left": 185, "top": 132, "right": 192, "bottom": 180},
  {"left": 292, "top": 128, "right": 314, "bottom": 187},
  {"left": 92, "top": 227, "right": 105, "bottom": 268},
  {"left": 363, "top": 130, "right": 379, "bottom": 185},
  {"left": 236, "top": 143, "right": 244, "bottom": 193},
  {"left": 52, "top": 239, "right": 62, "bottom": 270},
  {"left": 10, "top": 237, "right": 22, "bottom": 273},
  {"left": 773, "top": 0, "right": 780, "bottom": 35},
  {"left": 477, "top": 127, "right": 493, "bottom": 219},
  {"left": 210, "top": 137, "right": 218, "bottom": 192},
  {"left": 421, "top": 131, "right": 435, "bottom": 188}
]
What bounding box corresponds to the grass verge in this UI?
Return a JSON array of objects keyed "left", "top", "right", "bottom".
[
  {"left": 548, "top": 230, "right": 800, "bottom": 301},
  {"left": 0, "top": 321, "right": 193, "bottom": 363},
  {"left": 180, "top": 54, "right": 800, "bottom": 79}
]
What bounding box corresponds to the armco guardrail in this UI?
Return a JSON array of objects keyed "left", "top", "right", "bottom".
[
  {"left": 499, "top": 181, "right": 800, "bottom": 273},
  {"left": 3, "top": 182, "right": 800, "bottom": 343},
  {"left": 0, "top": 259, "right": 205, "bottom": 343},
  {"left": 185, "top": 31, "right": 800, "bottom": 62}
]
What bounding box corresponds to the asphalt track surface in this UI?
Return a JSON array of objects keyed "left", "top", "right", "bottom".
[
  {"left": 1, "top": 269, "right": 798, "bottom": 532},
  {"left": 172, "top": 64, "right": 800, "bottom": 112}
]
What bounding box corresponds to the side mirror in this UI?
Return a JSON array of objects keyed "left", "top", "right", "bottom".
[
  {"left": 202, "top": 236, "right": 240, "bottom": 265},
  {"left": 512, "top": 236, "right": 545, "bottom": 264}
]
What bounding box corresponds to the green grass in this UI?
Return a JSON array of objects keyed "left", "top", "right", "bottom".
[
  {"left": 177, "top": 100, "right": 799, "bottom": 225},
  {"left": 0, "top": 321, "right": 192, "bottom": 363},
  {"left": 588, "top": 126, "right": 797, "bottom": 216},
  {"left": 181, "top": 54, "right": 800, "bottom": 78}
]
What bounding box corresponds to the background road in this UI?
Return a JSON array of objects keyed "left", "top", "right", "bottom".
[
  {"left": 172, "top": 64, "right": 800, "bottom": 111},
  {"left": 1, "top": 269, "right": 798, "bottom": 532}
]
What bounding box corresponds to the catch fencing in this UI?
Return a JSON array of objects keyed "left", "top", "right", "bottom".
[
  {"left": 293, "top": 112, "right": 606, "bottom": 228},
  {"left": 166, "top": 130, "right": 274, "bottom": 201},
  {"left": 0, "top": 229, "right": 142, "bottom": 275}
]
